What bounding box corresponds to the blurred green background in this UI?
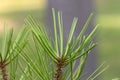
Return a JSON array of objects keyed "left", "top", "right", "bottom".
[
  {"left": 0, "top": 0, "right": 47, "bottom": 33},
  {"left": 95, "top": 0, "right": 120, "bottom": 79},
  {"left": 0, "top": 0, "right": 120, "bottom": 79}
]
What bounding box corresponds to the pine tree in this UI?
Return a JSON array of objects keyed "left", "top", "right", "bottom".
[{"left": 0, "top": 8, "right": 108, "bottom": 80}]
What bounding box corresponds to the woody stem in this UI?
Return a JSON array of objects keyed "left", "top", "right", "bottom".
[
  {"left": 54, "top": 57, "right": 66, "bottom": 80},
  {"left": 0, "top": 61, "right": 8, "bottom": 80}
]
